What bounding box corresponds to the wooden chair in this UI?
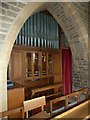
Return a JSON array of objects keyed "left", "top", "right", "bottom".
[{"left": 23, "top": 96, "right": 50, "bottom": 119}]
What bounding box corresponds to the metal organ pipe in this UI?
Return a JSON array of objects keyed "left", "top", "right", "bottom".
[{"left": 15, "top": 11, "right": 60, "bottom": 49}]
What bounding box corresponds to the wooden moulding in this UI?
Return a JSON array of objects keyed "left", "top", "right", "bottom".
[
  {"left": 31, "top": 82, "right": 62, "bottom": 94},
  {"left": 13, "top": 45, "right": 60, "bottom": 53}
]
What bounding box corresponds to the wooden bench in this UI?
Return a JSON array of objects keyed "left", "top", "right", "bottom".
[
  {"left": 23, "top": 96, "right": 50, "bottom": 119},
  {"left": 51, "top": 99, "right": 90, "bottom": 119},
  {"left": 49, "top": 88, "right": 89, "bottom": 115},
  {"left": 49, "top": 92, "right": 80, "bottom": 115}
]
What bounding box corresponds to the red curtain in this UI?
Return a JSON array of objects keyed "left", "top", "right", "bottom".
[{"left": 62, "top": 48, "right": 72, "bottom": 95}]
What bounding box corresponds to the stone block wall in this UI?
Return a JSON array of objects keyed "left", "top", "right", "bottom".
[
  {"left": 72, "top": 2, "right": 88, "bottom": 89},
  {"left": 0, "top": 2, "right": 26, "bottom": 41},
  {"left": 0, "top": 1, "right": 26, "bottom": 112},
  {"left": 0, "top": 2, "right": 26, "bottom": 53},
  {"left": 47, "top": 2, "right": 88, "bottom": 90},
  {"left": 74, "top": 2, "right": 88, "bottom": 30}
]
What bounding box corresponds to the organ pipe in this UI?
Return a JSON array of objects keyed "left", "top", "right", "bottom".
[{"left": 15, "top": 11, "right": 60, "bottom": 49}]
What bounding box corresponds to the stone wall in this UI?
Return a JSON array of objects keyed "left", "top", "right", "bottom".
[
  {"left": 0, "top": 2, "right": 46, "bottom": 112},
  {"left": 47, "top": 2, "right": 88, "bottom": 89},
  {"left": 74, "top": 2, "right": 88, "bottom": 30},
  {"left": 72, "top": 2, "right": 88, "bottom": 89},
  {"left": 0, "top": 1, "right": 26, "bottom": 112},
  {"left": 0, "top": 2, "right": 26, "bottom": 52}
]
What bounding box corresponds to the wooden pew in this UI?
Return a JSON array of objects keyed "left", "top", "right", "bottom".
[
  {"left": 51, "top": 99, "right": 90, "bottom": 119},
  {"left": 50, "top": 91, "right": 80, "bottom": 115},
  {"left": 49, "top": 87, "right": 88, "bottom": 115},
  {"left": 66, "top": 91, "right": 80, "bottom": 107}
]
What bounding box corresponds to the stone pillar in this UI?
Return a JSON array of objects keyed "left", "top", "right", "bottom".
[{"left": 0, "top": 60, "right": 7, "bottom": 112}]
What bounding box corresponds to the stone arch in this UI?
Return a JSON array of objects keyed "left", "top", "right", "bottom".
[
  {"left": 47, "top": 3, "right": 88, "bottom": 89},
  {"left": 0, "top": 2, "right": 88, "bottom": 112},
  {"left": 0, "top": 2, "right": 47, "bottom": 112}
]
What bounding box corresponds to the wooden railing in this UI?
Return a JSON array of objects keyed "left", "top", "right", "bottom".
[
  {"left": 50, "top": 87, "right": 88, "bottom": 115},
  {"left": 51, "top": 99, "right": 90, "bottom": 119}
]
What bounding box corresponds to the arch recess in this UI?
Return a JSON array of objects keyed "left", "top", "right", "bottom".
[{"left": 0, "top": 2, "right": 88, "bottom": 112}]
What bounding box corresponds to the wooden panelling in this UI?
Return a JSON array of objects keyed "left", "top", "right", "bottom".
[
  {"left": 31, "top": 82, "right": 62, "bottom": 96},
  {"left": 53, "top": 53, "right": 60, "bottom": 75},
  {"left": 9, "top": 50, "right": 23, "bottom": 84},
  {"left": 8, "top": 46, "right": 62, "bottom": 99},
  {"left": 13, "top": 52, "right": 22, "bottom": 79},
  {"left": 13, "top": 45, "right": 60, "bottom": 53},
  {"left": 54, "top": 75, "right": 61, "bottom": 83},
  {"left": 53, "top": 52, "right": 61, "bottom": 92},
  {"left": 8, "top": 86, "right": 24, "bottom": 118},
  {"left": 24, "top": 78, "right": 51, "bottom": 88},
  {"left": 0, "top": 107, "right": 23, "bottom": 118}
]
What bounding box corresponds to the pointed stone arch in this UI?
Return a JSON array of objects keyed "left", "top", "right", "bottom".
[{"left": 0, "top": 2, "right": 88, "bottom": 112}]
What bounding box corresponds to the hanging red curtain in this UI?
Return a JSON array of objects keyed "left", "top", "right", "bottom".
[{"left": 62, "top": 48, "right": 72, "bottom": 95}]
